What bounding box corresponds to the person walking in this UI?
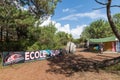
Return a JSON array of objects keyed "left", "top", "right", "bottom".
[{"left": 99, "top": 43, "right": 104, "bottom": 54}]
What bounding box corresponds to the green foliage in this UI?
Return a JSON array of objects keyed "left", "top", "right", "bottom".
[
  {"left": 0, "top": 5, "right": 36, "bottom": 51},
  {"left": 56, "top": 31, "right": 69, "bottom": 45},
  {"left": 81, "top": 19, "right": 114, "bottom": 41},
  {"left": 0, "top": 1, "right": 36, "bottom": 41},
  {"left": 26, "top": 23, "right": 69, "bottom": 51},
  {"left": 81, "top": 13, "right": 120, "bottom": 41},
  {"left": 104, "top": 63, "right": 120, "bottom": 71},
  {"left": 113, "top": 13, "right": 120, "bottom": 33},
  {"left": 73, "top": 39, "right": 80, "bottom": 44},
  {"left": 2, "top": 0, "right": 61, "bottom": 19},
  {"left": 27, "top": 42, "right": 40, "bottom": 51},
  {"left": 0, "top": 0, "right": 62, "bottom": 51}
]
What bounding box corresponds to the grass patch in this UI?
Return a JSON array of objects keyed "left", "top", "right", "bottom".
[
  {"left": 0, "top": 57, "right": 3, "bottom": 69},
  {"left": 103, "top": 63, "right": 120, "bottom": 75},
  {"left": 104, "top": 63, "right": 120, "bottom": 71}
]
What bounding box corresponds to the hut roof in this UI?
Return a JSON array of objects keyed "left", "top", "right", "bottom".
[{"left": 89, "top": 36, "right": 117, "bottom": 43}]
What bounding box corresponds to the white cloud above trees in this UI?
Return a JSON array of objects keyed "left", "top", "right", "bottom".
[
  {"left": 40, "top": 17, "right": 87, "bottom": 39},
  {"left": 59, "top": 10, "right": 107, "bottom": 21}
]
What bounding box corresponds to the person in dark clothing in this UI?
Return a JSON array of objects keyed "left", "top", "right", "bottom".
[{"left": 99, "top": 43, "right": 104, "bottom": 54}]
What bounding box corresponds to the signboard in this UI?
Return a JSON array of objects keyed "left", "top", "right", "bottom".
[{"left": 2, "top": 50, "right": 61, "bottom": 66}]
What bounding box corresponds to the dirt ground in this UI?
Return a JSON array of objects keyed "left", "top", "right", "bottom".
[{"left": 0, "top": 48, "right": 120, "bottom": 80}]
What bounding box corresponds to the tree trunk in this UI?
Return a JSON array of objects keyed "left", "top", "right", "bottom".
[
  {"left": 106, "top": 0, "right": 120, "bottom": 41},
  {"left": 0, "top": 26, "right": 2, "bottom": 41}
]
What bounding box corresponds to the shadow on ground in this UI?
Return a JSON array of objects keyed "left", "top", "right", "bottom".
[
  {"left": 46, "top": 54, "right": 99, "bottom": 77},
  {"left": 46, "top": 53, "right": 120, "bottom": 77},
  {"left": 78, "top": 48, "right": 100, "bottom": 53}
]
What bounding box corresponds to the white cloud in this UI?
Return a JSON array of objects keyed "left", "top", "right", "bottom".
[
  {"left": 71, "top": 25, "right": 87, "bottom": 39},
  {"left": 55, "top": 23, "right": 87, "bottom": 39},
  {"left": 62, "top": 8, "right": 76, "bottom": 13},
  {"left": 59, "top": 10, "right": 107, "bottom": 21},
  {"left": 62, "top": 5, "right": 82, "bottom": 13},
  {"left": 39, "top": 17, "right": 55, "bottom": 26},
  {"left": 55, "top": 23, "right": 71, "bottom": 33},
  {"left": 63, "top": 8, "right": 70, "bottom": 12},
  {"left": 40, "top": 17, "right": 87, "bottom": 39}
]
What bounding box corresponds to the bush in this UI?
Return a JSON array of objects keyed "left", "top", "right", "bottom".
[
  {"left": 27, "top": 42, "right": 40, "bottom": 51},
  {"left": 104, "top": 63, "right": 120, "bottom": 71}
]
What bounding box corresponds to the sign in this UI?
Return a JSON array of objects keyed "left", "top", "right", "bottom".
[{"left": 2, "top": 50, "right": 61, "bottom": 66}]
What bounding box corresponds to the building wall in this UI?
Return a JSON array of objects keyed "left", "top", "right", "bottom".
[
  {"left": 104, "top": 42, "right": 112, "bottom": 51},
  {"left": 116, "top": 41, "right": 120, "bottom": 52},
  {"left": 104, "top": 41, "right": 116, "bottom": 52}
]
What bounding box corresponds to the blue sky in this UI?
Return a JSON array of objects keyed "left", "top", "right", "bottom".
[{"left": 41, "top": 0, "right": 120, "bottom": 39}]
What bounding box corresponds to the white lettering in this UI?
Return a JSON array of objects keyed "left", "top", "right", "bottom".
[
  {"left": 25, "top": 50, "right": 52, "bottom": 61},
  {"left": 25, "top": 52, "right": 30, "bottom": 60},
  {"left": 43, "top": 51, "right": 47, "bottom": 57},
  {"left": 35, "top": 51, "right": 39, "bottom": 58},
  {"left": 40, "top": 51, "right": 44, "bottom": 58},
  {"left": 30, "top": 52, "right": 34, "bottom": 60}
]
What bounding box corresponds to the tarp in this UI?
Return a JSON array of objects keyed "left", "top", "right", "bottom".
[{"left": 89, "top": 36, "right": 117, "bottom": 43}]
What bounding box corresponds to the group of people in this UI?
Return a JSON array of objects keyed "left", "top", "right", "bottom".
[{"left": 93, "top": 43, "right": 104, "bottom": 54}]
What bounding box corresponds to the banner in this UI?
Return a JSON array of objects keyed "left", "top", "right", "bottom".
[
  {"left": 2, "top": 50, "right": 61, "bottom": 66},
  {"left": 2, "top": 52, "right": 25, "bottom": 66}
]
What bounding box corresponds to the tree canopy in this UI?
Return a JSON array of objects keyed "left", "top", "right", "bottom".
[
  {"left": 0, "top": 0, "right": 64, "bottom": 51},
  {"left": 95, "top": 0, "right": 120, "bottom": 40},
  {"left": 0, "top": 0, "right": 61, "bottom": 19},
  {"left": 80, "top": 16, "right": 120, "bottom": 40}
]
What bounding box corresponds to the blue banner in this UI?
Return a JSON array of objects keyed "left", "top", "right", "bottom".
[{"left": 2, "top": 50, "right": 61, "bottom": 66}]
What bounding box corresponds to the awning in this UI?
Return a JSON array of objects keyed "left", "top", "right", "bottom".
[{"left": 89, "top": 36, "right": 117, "bottom": 43}]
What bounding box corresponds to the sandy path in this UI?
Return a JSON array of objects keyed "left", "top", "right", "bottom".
[{"left": 0, "top": 48, "right": 120, "bottom": 80}]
